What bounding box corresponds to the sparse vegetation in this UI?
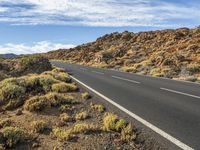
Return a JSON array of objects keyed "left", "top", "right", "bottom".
[
  {"left": 0, "top": 57, "right": 147, "bottom": 149},
  {"left": 45, "top": 27, "right": 200, "bottom": 82}
]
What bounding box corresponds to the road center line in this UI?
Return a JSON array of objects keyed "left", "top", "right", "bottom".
[
  {"left": 92, "top": 71, "right": 104, "bottom": 75},
  {"left": 70, "top": 75, "right": 193, "bottom": 150},
  {"left": 112, "top": 75, "right": 140, "bottom": 84},
  {"left": 160, "top": 87, "right": 200, "bottom": 99}
]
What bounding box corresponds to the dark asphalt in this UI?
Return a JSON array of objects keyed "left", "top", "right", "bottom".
[{"left": 52, "top": 61, "right": 200, "bottom": 150}]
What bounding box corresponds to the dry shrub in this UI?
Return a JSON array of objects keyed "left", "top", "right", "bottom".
[
  {"left": 31, "top": 120, "right": 47, "bottom": 133},
  {"left": 52, "top": 83, "right": 77, "bottom": 93},
  {"left": 24, "top": 92, "right": 76, "bottom": 112},
  {"left": 81, "top": 92, "right": 91, "bottom": 100},
  {"left": 75, "top": 111, "right": 88, "bottom": 121},
  {"left": 0, "top": 127, "right": 29, "bottom": 148},
  {"left": 90, "top": 103, "right": 105, "bottom": 113}
]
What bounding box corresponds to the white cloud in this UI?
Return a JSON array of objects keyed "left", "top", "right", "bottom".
[
  {"left": 0, "top": 0, "right": 200, "bottom": 27},
  {"left": 0, "top": 41, "right": 75, "bottom": 55}
]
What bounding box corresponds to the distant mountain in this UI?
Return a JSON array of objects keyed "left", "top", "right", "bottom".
[
  {"left": 0, "top": 53, "right": 18, "bottom": 58},
  {"left": 45, "top": 27, "right": 200, "bottom": 82}
]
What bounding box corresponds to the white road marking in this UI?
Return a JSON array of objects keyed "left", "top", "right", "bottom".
[
  {"left": 112, "top": 75, "right": 140, "bottom": 84},
  {"left": 160, "top": 87, "right": 200, "bottom": 99},
  {"left": 70, "top": 75, "right": 193, "bottom": 150},
  {"left": 80, "top": 68, "right": 88, "bottom": 71},
  {"left": 92, "top": 71, "right": 104, "bottom": 75}
]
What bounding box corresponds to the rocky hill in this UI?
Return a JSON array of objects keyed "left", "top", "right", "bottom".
[{"left": 46, "top": 27, "right": 200, "bottom": 82}]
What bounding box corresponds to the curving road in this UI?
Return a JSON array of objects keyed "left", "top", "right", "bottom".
[{"left": 52, "top": 61, "right": 200, "bottom": 150}]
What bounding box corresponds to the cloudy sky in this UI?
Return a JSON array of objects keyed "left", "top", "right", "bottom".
[{"left": 0, "top": 0, "right": 200, "bottom": 54}]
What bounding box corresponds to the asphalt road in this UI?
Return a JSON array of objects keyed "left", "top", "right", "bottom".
[{"left": 52, "top": 61, "right": 200, "bottom": 150}]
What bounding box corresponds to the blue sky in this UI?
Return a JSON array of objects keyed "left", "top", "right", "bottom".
[{"left": 0, "top": 0, "right": 200, "bottom": 54}]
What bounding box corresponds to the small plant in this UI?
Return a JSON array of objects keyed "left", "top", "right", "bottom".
[
  {"left": 51, "top": 128, "right": 71, "bottom": 141},
  {"left": 90, "top": 103, "right": 105, "bottom": 113},
  {"left": 0, "top": 127, "right": 27, "bottom": 148},
  {"left": 59, "top": 104, "right": 73, "bottom": 112},
  {"left": 59, "top": 113, "right": 71, "bottom": 122},
  {"left": 103, "top": 113, "right": 126, "bottom": 132},
  {"left": 103, "top": 113, "right": 118, "bottom": 131},
  {"left": 31, "top": 120, "right": 47, "bottom": 133},
  {"left": 52, "top": 83, "right": 77, "bottom": 93},
  {"left": 81, "top": 92, "right": 91, "bottom": 100},
  {"left": 121, "top": 123, "right": 136, "bottom": 142},
  {"left": 75, "top": 111, "right": 88, "bottom": 120}
]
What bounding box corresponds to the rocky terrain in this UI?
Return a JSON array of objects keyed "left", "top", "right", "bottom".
[
  {"left": 46, "top": 27, "right": 200, "bottom": 82},
  {"left": 0, "top": 56, "right": 164, "bottom": 150}
]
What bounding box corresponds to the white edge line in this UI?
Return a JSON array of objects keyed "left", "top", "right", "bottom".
[
  {"left": 160, "top": 87, "right": 200, "bottom": 99},
  {"left": 112, "top": 75, "right": 140, "bottom": 84},
  {"left": 92, "top": 71, "right": 104, "bottom": 75},
  {"left": 70, "top": 75, "right": 194, "bottom": 150}
]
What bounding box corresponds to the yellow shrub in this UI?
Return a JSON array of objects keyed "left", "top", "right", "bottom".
[
  {"left": 90, "top": 103, "right": 105, "bottom": 113},
  {"left": 0, "top": 127, "right": 27, "bottom": 148},
  {"left": 81, "top": 92, "right": 91, "bottom": 100},
  {"left": 52, "top": 83, "right": 77, "bottom": 93},
  {"left": 24, "top": 92, "right": 76, "bottom": 112},
  {"left": 75, "top": 112, "right": 88, "bottom": 120},
  {"left": 31, "top": 120, "right": 47, "bottom": 133},
  {"left": 150, "top": 68, "right": 163, "bottom": 77},
  {"left": 121, "top": 124, "right": 136, "bottom": 142},
  {"left": 187, "top": 63, "right": 200, "bottom": 73},
  {"left": 59, "top": 113, "right": 71, "bottom": 122}
]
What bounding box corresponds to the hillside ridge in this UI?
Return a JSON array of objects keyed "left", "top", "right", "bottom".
[{"left": 46, "top": 27, "right": 200, "bottom": 82}]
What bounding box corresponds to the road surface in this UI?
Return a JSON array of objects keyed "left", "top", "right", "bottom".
[{"left": 52, "top": 61, "right": 200, "bottom": 150}]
